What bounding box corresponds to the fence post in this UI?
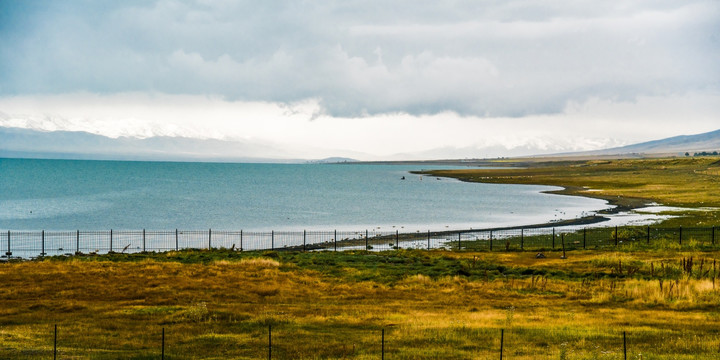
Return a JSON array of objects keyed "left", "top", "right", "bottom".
[
  {"left": 490, "top": 231, "right": 493, "bottom": 251},
  {"left": 623, "top": 331, "right": 627, "bottom": 360},
  {"left": 268, "top": 324, "right": 272, "bottom": 360},
  {"left": 458, "top": 232, "right": 461, "bottom": 250},
  {"left": 614, "top": 226, "right": 618, "bottom": 246},
  {"left": 381, "top": 328, "right": 385, "bottom": 360},
  {"left": 583, "top": 228, "right": 586, "bottom": 249},
  {"left": 679, "top": 226, "right": 682, "bottom": 245},
  {"left": 162, "top": 327, "right": 165, "bottom": 360},
  {"left": 41, "top": 230, "right": 45, "bottom": 256},
  {"left": 76, "top": 230, "right": 79, "bottom": 254},
  {"left": 366, "top": 230, "right": 369, "bottom": 250},
  {"left": 143, "top": 229, "right": 146, "bottom": 252},
  {"left": 240, "top": 230, "right": 243, "bottom": 251},
  {"left": 209, "top": 228, "right": 212, "bottom": 249},
  {"left": 54, "top": 324, "right": 57, "bottom": 360},
  {"left": 520, "top": 229, "right": 524, "bottom": 250},
  {"left": 271, "top": 231, "right": 274, "bottom": 250},
  {"left": 110, "top": 229, "right": 113, "bottom": 253},
  {"left": 175, "top": 229, "right": 179, "bottom": 251},
  {"left": 303, "top": 230, "right": 307, "bottom": 252},
  {"left": 396, "top": 230, "right": 399, "bottom": 249},
  {"left": 500, "top": 328, "right": 504, "bottom": 360},
  {"left": 334, "top": 230, "right": 337, "bottom": 251},
  {"left": 5, "top": 230, "right": 9, "bottom": 256},
  {"left": 552, "top": 228, "right": 555, "bottom": 249},
  {"left": 427, "top": 230, "right": 430, "bottom": 250}
]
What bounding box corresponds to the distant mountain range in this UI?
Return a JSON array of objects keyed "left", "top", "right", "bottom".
[
  {"left": 1, "top": 125, "right": 718, "bottom": 162},
  {"left": 570, "top": 128, "right": 720, "bottom": 157}
]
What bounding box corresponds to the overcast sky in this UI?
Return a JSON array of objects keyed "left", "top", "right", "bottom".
[{"left": 1, "top": 0, "right": 719, "bottom": 159}]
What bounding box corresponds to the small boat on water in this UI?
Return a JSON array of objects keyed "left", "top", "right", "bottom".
[{"left": 401, "top": 176, "right": 406, "bottom": 180}]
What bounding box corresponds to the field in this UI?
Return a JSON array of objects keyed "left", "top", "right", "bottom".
[
  {"left": 423, "top": 156, "right": 720, "bottom": 227},
  {"left": 2, "top": 244, "right": 720, "bottom": 359},
  {"left": 2, "top": 157, "right": 720, "bottom": 359}
]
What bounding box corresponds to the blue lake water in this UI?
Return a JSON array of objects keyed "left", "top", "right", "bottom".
[{"left": 0, "top": 158, "right": 611, "bottom": 231}]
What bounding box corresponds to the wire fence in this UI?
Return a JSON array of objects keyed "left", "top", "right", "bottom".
[
  {"left": 17, "top": 324, "right": 720, "bottom": 360},
  {"left": 1, "top": 225, "right": 718, "bottom": 259}
]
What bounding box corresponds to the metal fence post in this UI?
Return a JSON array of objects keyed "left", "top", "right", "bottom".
[
  {"left": 303, "top": 230, "right": 307, "bottom": 252},
  {"left": 76, "top": 230, "right": 79, "bottom": 254},
  {"left": 334, "top": 230, "right": 337, "bottom": 251},
  {"left": 623, "top": 331, "right": 627, "bottom": 360},
  {"left": 268, "top": 324, "right": 272, "bottom": 360},
  {"left": 490, "top": 230, "right": 493, "bottom": 251},
  {"left": 614, "top": 226, "right": 618, "bottom": 246},
  {"left": 175, "top": 229, "right": 179, "bottom": 251},
  {"left": 143, "top": 229, "right": 146, "bottom": 252},
  {"left": 240, "top": 230, "right": 243, "bottom": 251},
  {"left": 41, "top": 230, "right": 45, "bottom": 256},
  {"left": 427, "top": 230, "right": 430, "bottom": 250},
  {"left": 110, "top": 229, "right": 113, "bottom": 253},
  {"left": 520, "top": 229, "right": 524, "bottom": 250},
  {"left": 458, "top": 232, "right": 461, "bottom": 250},
  {"left": 500, "top": 328, "right": 504, "bottom": 360},
  {"left": 271, "top": 231, "right": 274, "bottom": 250},
  {"left": 395, "top": 230, "right": 399, "bottom": 249},
  {"left": 381, "top": 328, "right": 385, "bottom": 360},
  {"left": 209, "top": 228, "right": 212, "bottom": 249},
  {"left": 679, "top": 226, "right": 682, "bottom": 245},
  {"left": 6, "top": 230, "right": 11, "bottom": 256}
]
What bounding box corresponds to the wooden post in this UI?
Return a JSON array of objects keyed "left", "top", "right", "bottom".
[
  {"left": 458, "top": 232, "right": 461, "bottom": 250},
  {"left": 499, "top": 329, "right": 504, "bottom": 360},
  {"left": 561, "top": 234, "right": 566, "bottom": 259}
]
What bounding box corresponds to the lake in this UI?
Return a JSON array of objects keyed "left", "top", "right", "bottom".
[{"left": 0, "top": 158, "right": 611, "bottom": 232}]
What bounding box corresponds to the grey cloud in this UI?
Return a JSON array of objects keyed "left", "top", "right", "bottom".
[{"left": 1, "top": 0, "right": 718, "bottom": 117}]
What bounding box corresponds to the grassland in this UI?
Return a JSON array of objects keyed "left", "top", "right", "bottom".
[
  {"left": 2, "top": 246, "right": 720, "bottom": 359},
  {"left": 2, "top": 156, "right": 720, "bottom": 359},
  {"left": 423, "top": 156, "right": 720, "bottom": 227}
]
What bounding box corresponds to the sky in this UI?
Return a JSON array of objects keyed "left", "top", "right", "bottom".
[{"left": 0, "top": 0, "right": 719, "bottom": 160}]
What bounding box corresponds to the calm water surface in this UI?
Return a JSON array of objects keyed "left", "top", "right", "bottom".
[{"left": 0, "top": 158, "right": 611, "bottom": 231}]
